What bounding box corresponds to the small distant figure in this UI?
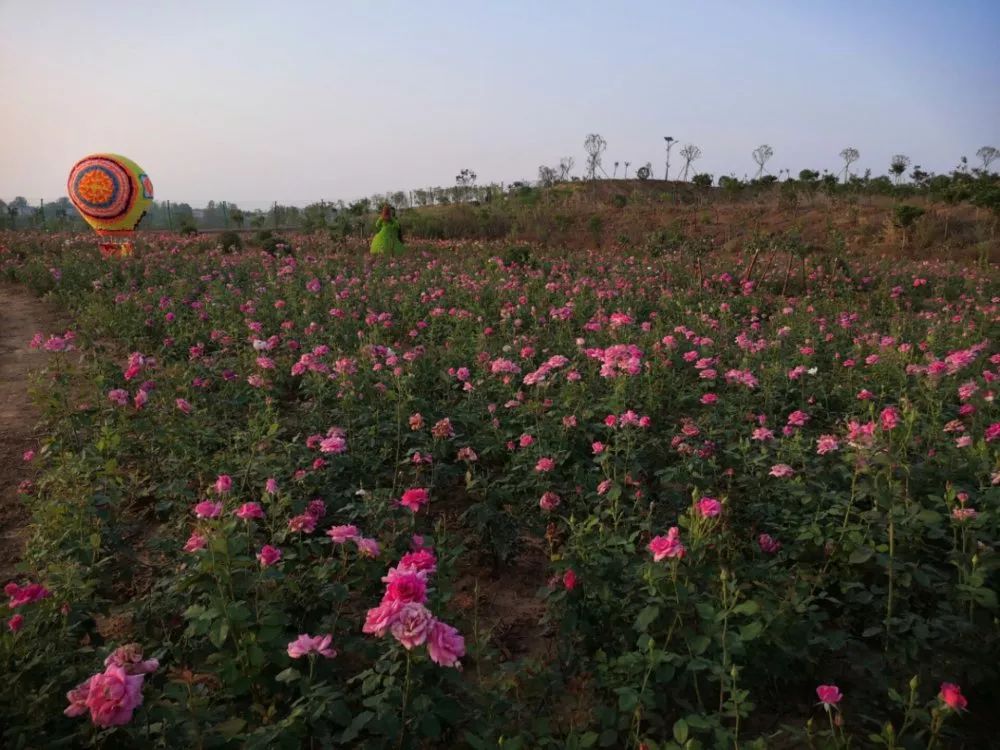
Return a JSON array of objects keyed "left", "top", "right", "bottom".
[{"left": 370, "top": 204, "right": 404, "bottom": 256}]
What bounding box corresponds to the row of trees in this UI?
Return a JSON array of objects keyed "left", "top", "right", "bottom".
[{"left": 570, "top": 134, "right": 999, "bottom": 186}]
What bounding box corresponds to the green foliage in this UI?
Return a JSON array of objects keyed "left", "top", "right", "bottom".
[
  {"left": 892, "top": 204, "right": 926, "bottom": 229},
  {"left": 216, "top": 230, "right": 242, "bottom": 252}
]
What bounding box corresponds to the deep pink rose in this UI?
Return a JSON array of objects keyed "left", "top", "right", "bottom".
[
  {"left": 399, "top": 488, "right": 430, "bottom": 513},
  {"left": 816, "top": 684, "right": 842, "bottom": 708},
  {"left": 939, "top": 682, "right": 967, "bottom": 711}
]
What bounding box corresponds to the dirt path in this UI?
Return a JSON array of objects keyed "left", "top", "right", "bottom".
[{"left": 0, "top": 283, "right": 65, "bottom": 583}]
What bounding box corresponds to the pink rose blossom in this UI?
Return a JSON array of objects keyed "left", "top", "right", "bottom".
[
  {"left": 287, "top": 633, "right": 337, "bottom": 659},
  {"left": 390, "top": 602, "right": 434, "bottom": 649},
  {"left": 235, "top": 502, "right": 265, "bottom": 520},
  {"left": 648, "top": 527, "right": 686, "bottom": 561},
  {"left": 563, "top": 569, "right": 577, "bottom": 591},
  {"left": 426, "top": 620, "right": 465, "bottom": 668},
  {"left": 214, "top": 474, "right": 233, "bottom": 495},
  {"left": 697, "top": 497, "right": 722, "bottom": 517},
  {"left": 398, "top": 548, "right": 437, "bottom": 574},
  {"left": 193, "top": 500, "right": 223, "bottom": 519},
  {"left": 183, "top": 533, "right": 207, "bottom": 552},
  {"left": 83, "top": 665, "right": 145, "bottom": 727},
  {"left": 939, "top": 682, "right": 967, "bottom": 711},
  {"left": 383, "top": 571, "right": 428, "bottom": 604},
  {"left": 816, "top": 435, "right": 840, "bottom": 455},
  {"left": 355, "top": 537, "right": 381, "bottom": 558},
  {"left": 539, "top": 491, "right": 561, "bottom": 511},
  {"left": 363, "top": 599, "right": 404, "bottom": 636},
  {"left": 5, "top": 581, "right": 51, "bottom": 608},
  {"left": 104, "top": 644, "right": 159, "bottom": 675},
  {"left": 880, "top": 406, "right": 900, "bottom": 431},
  {"left": 399, "top": 487, "right": 430, "bottom": 513},
  {"left": 257, "top": 545, "right": 282, "bottom": 566},
  {"left": 535, "top": 457, "right": 555, "bottom": 472},
  {"left": 8, "top": 614, "right": 24, "bottom": 632},
  {"left": 758, "top": 533, "right": 781, "bottom": 554},
  {"left": 289, "top": 513, "right": 317, "bottom": 533},
  {"left": 816, "top": 684, "right": 842, "bottom": 708},
  {"left": 327, "top": 524, "right": 359, "bottom": 544},
  {"left": 769, "top": 464, "right": 795, "bottom": 478}
]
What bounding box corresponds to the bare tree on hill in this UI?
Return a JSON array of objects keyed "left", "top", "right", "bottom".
[
  {"left": 584, "top": 134, "right": 608, "bottom": 179},
  {"left": 557, "top": 157, "right": 575, "bottom": 180},
  {"left": 752, "top": 144, "right": 774, "bottom": 179},
  {"left": 889, "top": 154, "right": 910, "bottom": 184},
  {"left": 679, "top": 144, "right": 702, "bottom": 181},
  {"left": 977, "top": 146, "right": 998, "bottom": 172},
  {"left": 839, "top": 147, "right": 860, "bottom": 182}
]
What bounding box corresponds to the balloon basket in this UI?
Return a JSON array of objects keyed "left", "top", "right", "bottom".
[{"left": 98, "top": 240, "right": 135, "bottom": 259}]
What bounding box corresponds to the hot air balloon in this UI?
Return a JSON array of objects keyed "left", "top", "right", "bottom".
[{"left": 67, "top": 154, "right": 153, "bottom": 258}]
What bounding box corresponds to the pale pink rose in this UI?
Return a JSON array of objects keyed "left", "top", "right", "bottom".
[
  {"left": 257, "top": 545, "right": 282, "bottom": 566},
  {"left": 183, "top": 533, "right": 207, "bottom": 552},
  {"left": 535, "top": 457, "right": 555, "bottom": 472},
  {"left": 426, "top": 620, "right": 465, "bottom": 668},
  {"left": 288, "top": 513, "right": 317, "bottom": 533},
  {"left": 175, "top": 398, "right": 192, "bottom": 414},
  {"left": 880, "top": 406, "right": 900, "bottom": 431},
  {"left": 399, "top": 488, "right": 430, "bottom": 512},
  {"left": 592, "top": 441, "right": 605, "bottom": 455},
  {"left": 326, "top": 524, "right": 359, "bottom": 544},
  {"left": 265, "top": 477, "right": 279, "bottom": 495},
  {"left": 769, "top": 464, "right": 795, "bottom": 478},
  {"left": 355, "top": 537, "right": 381, "bottom": 558},
  {"left": 84, "top": 665, "right": 145, "bottom": 727},
  {"left": 104, "top": 644, "right": 159, "bottom": 675},
  {"left": 214, "top": 475, "right": 233, "bottom": 495},
  {"left": 816, "top": 435, "right": 840, "bottom": 455},
  {"left": 235, "top": 502, "right": 265, "bottom": 520},
  {"left": 390, "top": 602, "right": 434, "bottom": 649},
  {"left": 951, "top": 507, "right": 977, "bottom": 522},
  {"left": 107, "top": 389, "right": 129, "bottom": 406},
  {"left": 539, "top": 491, "right": 561, "bottom": 511},
  {"left": 193, "top": 500, "right": 223, "bottom": 519},
  {"left": 287, "top": 633, "right": 337, "bottom": 659}
]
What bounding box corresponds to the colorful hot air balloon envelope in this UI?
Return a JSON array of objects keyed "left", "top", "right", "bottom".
[{"left": 67, "top": 154, "right": 153, "bottom": 256}]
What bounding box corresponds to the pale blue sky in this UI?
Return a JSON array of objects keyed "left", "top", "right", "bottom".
[{"left": 2, "top": 0, "right": 998, "bottom": 208}]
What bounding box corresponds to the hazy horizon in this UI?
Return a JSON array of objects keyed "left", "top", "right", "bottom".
[{"left": 2, "top": 0, "right": 998, "bottom": 207}]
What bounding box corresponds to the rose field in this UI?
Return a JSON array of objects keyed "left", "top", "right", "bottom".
[{"left": 0, "top": 232, "right": 997, "bottom": 749}]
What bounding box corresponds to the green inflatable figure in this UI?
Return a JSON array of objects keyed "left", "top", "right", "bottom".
[{"left": 370, "top": 204, "right": 404, "bottom": 256}]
